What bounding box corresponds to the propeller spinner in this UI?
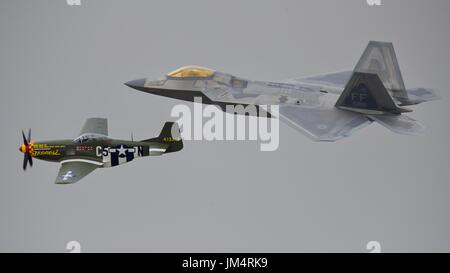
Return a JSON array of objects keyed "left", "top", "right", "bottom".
[{"left": 19, "top": 129, "right": 33, "bottom": 170}]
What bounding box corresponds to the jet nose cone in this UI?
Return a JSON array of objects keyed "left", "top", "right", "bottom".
[{"left": 125, "top": 78, "right": 146, "bottom": 89}]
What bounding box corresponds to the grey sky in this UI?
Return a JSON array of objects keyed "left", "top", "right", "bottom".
[{"left": 0, "top": 0, "right": 449, "bottom": 252}]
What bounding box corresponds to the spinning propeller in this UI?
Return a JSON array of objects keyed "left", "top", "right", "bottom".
[{"left": 19, "top": 129, "right": 33, "bottom": 170}]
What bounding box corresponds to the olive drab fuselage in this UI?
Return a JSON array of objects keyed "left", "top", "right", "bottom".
[{"left": 29, "top": 139, "right": 166, "bottom": 168}]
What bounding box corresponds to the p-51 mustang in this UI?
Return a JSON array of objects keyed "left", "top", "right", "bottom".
[
  {"left": 126, "top": 41, "right": 439, "bottom": 141},
  {"left": 19, "top": 119, "right": 183, "bottom": 184}
]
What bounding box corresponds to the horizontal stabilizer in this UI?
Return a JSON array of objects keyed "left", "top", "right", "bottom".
[
  {"left": 369, "top": 114, "right": 424, "bottom": 135},
  {"left": 405, "top": 88, "right": 440, "bottom": 104}
]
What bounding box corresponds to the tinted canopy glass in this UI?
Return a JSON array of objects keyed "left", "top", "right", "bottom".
[{"left": 167, "top": 66, "right": 214, "bottom": 78}]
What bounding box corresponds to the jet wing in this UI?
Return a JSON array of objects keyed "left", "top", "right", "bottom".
[
  {"left": 55, "top": 160, "right": 101, "bottom": 184},
  {"left": 203, "top": 85, "right": 371, "bottom": 141},
  {"left": 272, "top": 105, "right": 372, "bottom": 141},
  {"left": 79, "top": 118, "right": 108, "bottom": 136},
  {"left": 283, "top": 71, "right": 353, "bottom": 89}
]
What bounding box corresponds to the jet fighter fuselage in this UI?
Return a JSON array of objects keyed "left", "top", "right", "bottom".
[
  {"left": 126, "top": 41, "right": 439, "bottom": 141},
  {"left": 127, "top": 71, "right": 343, "bottom": 111}
]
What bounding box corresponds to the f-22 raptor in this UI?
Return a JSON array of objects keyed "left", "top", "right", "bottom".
[
  {"left": 19, "top": 119, "right": 183, "bottom": 184},
  {"left": 126, "top": 41, "right": 439, "bottom": 141}
]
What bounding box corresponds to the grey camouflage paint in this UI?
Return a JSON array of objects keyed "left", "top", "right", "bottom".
[{"left": 126, "top": 41, "right": 439, "bottom": 142}]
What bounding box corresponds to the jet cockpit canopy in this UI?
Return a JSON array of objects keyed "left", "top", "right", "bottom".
[{"left": 166, "top": 66, "right": 215, "bottom": 78}]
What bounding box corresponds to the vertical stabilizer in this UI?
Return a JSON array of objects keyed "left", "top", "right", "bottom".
[{"left": 354, "top": 41, "right": 408, "bottom": 103}]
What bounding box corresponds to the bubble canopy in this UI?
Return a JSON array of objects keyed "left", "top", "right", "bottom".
[
  {"left": 166, "top": 66, "right": 214, "bottom": 78},
  {"left": 74, "top": 133, "right": 110, "bottom": 144}
]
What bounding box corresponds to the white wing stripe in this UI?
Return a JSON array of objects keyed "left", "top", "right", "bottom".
[
  {"left": 60, "top": 159, "right": 104, "bottom": 166},
  {"left": 150, "top": 148, "right": 166, "bottom": 152}
]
